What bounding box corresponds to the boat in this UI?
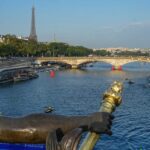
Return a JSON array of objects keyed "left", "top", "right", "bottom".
[
  {"left": 0, "top": 77, "right": 13, "bottom": 84},
  {"left": 13, "top": 73, "right": 29, "bottom": 82},
  {"left": 28, "top": 72, "right": 39, "bottom": 79},
  {"left": 13, "top": 70, "right": 39, "bottom": 82},
  {"left": 0, "top": 67, "right": 39, "bottom": 84},
  {"left": 44, "top": 106, "right": 54, "bottom": 113},
  {"left": 128, "top": 80, "right": 134, "bottom": 84}
]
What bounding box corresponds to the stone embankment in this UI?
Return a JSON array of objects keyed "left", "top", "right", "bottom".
[{"left": 0, "top": 58, "right": 32, "bottom": 70}]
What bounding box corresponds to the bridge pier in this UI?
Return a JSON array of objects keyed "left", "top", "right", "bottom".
[
  {"left": 112, "top": 65, "right": 122, "bottom": 71},
  {"left": 71, "top": 65, "right": 79, "bottom": 69}
]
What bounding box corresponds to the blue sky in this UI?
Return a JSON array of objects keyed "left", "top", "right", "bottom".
[{"left": 0, "top": 0, "right": 150, "bottom": 48}]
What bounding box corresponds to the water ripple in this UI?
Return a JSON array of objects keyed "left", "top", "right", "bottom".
[{"left": 0, "top": 65, "right": 150, "bottom": 149}]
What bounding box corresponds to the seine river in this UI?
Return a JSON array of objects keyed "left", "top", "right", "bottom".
[{"left": 0, "top": 62, "right": 150, "bottom": 150}]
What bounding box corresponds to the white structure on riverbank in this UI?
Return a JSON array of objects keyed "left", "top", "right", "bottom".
[{"left": 0, "top": 35, "right": 5, "bottom": 43}]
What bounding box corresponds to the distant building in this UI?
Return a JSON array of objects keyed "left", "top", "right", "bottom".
[
  {"left": 16, "top": 36, "right": 29, "bottom": 41},
  {"left": 93, "top": 47, "right": 128, "bottom": 53},
  {"left": 93, "top": 47, "right": 150, "bottom": 54}
]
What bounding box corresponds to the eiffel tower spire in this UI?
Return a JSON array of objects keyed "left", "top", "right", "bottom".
[{"left": 29, "top": 6, "right": 37, "bottom": 41}]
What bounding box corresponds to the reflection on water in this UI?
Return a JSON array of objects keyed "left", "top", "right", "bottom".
[{"left": 0, "top": 62, "right": 150, "bottom": 149}]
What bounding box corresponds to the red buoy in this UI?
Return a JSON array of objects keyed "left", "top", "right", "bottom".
[
  {"left": 111, "top": 66, "right": 115, "bottom": 71},
  {"left": 50, "top": 70, "right": 55, "bottom": 78},
  {"left": 118, "top": 66, "right": 122, "bottom": 71}
]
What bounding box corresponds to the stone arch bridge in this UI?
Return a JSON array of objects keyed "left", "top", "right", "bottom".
[{"left": 35, "top": 57, "right": 150, "bottom": 69}]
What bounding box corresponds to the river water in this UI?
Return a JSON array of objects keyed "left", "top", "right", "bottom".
[{"left": 0, "top": 62, "right": 150, "bottom": 150}]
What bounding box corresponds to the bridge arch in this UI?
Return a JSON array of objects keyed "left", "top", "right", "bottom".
[
  {"left": 120, "top": 60, "right": 150, "bottom": 66},
  {"left": 35, "top": 60, "right": 72, "bottom": 68},
  {"left": 78, "top": 60, "right": 112, "bottom": 68}
]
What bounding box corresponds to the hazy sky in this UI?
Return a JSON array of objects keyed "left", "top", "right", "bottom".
[{"left": 0, "top": 0, "right": 150, "bottom": 48}]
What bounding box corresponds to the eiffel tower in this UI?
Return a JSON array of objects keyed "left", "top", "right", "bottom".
[{"left": 29, "top": 6, "right": 37, "bottom": 41}]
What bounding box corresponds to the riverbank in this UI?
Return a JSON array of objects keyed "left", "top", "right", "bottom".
[
  {"left": 0, "top": 57, "right": 32, "bottom": 69},
  {"left": 0, "top": 58, "right": 68, "bottom": 85}
]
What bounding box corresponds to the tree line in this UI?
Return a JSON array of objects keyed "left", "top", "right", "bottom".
[
  {"left": 0, "top": 35, "right": 93, "bottom": 57},
  {"left": 0, "top": 35, "right": 149, "bottom": 57}
]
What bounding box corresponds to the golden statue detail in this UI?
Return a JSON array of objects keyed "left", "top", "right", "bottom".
[{"left": 79, "top": 81, "right": 123, "bottom": 150}]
